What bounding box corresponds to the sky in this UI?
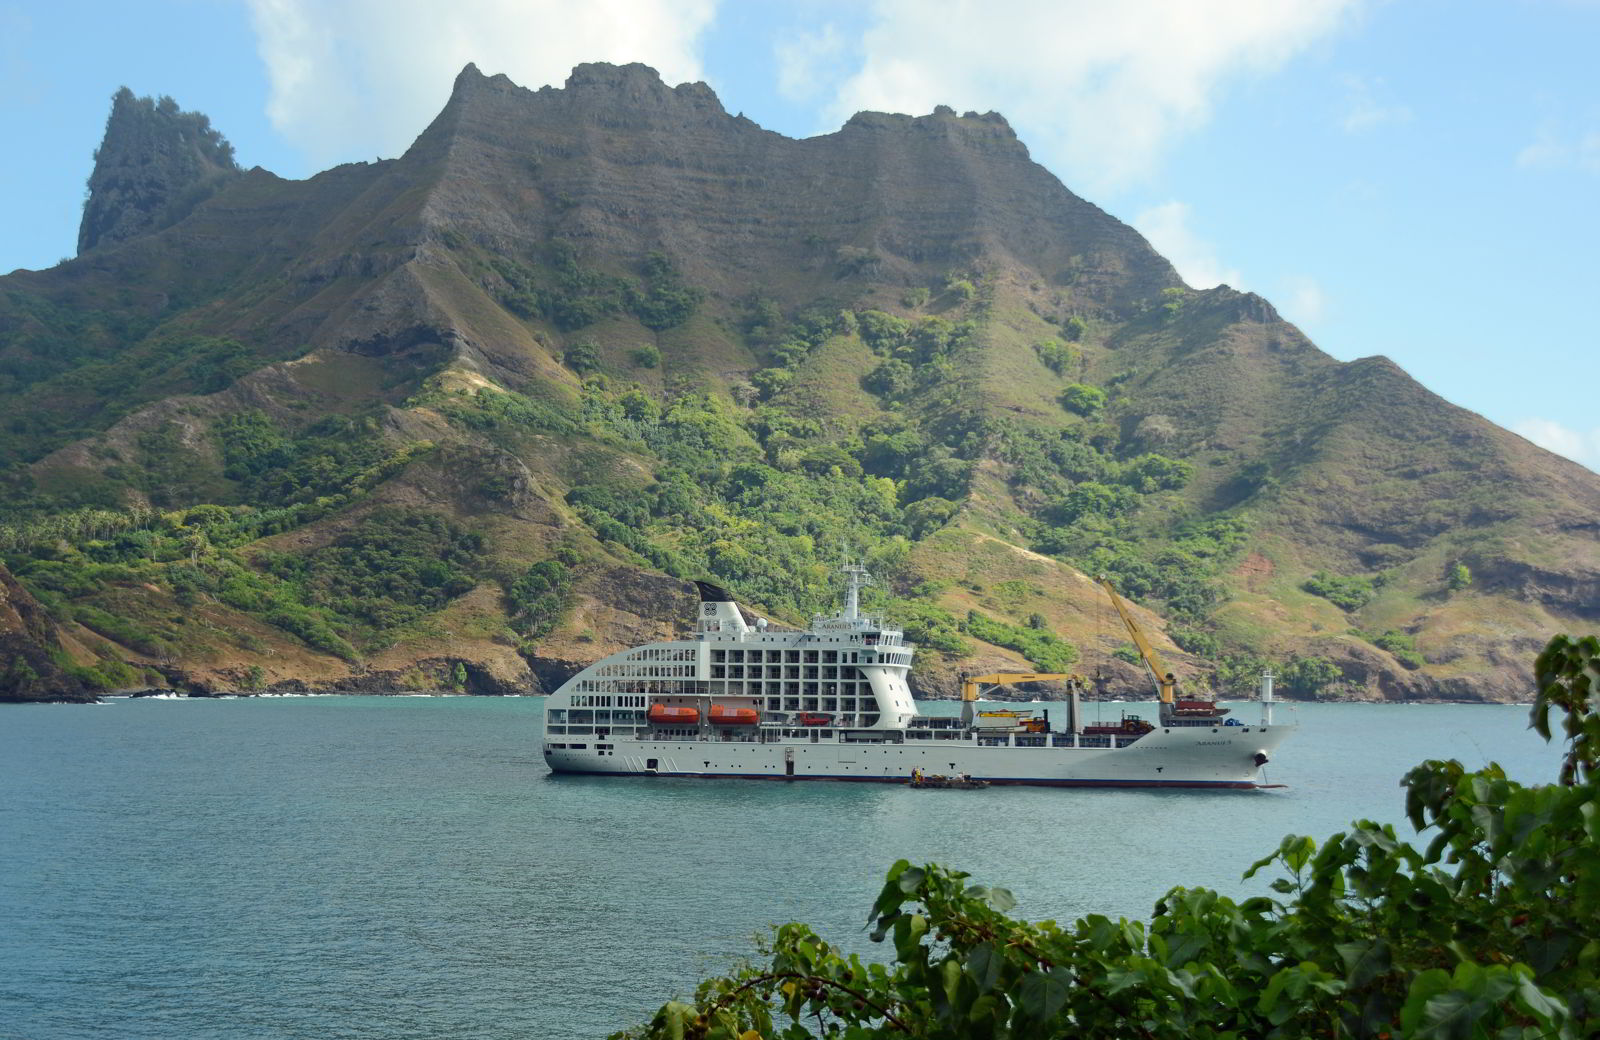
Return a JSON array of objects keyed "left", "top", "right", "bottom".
[{"left": 2, "top": 0, "right": 1597, "bottom": 472}]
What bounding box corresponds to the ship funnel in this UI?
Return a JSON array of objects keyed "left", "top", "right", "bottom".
[
  {"left": 1259, "top": 669, "right": 1275, "bottom": 726},
  {"left": 694, "top": 581, "right": 749, "bottom": 636}
]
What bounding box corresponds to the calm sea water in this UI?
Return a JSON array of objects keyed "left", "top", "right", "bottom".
[{"left": 0, "top": 696, "right": 1564, "bottom": 1040}]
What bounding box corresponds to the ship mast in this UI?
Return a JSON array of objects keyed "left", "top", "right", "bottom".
[{"left": 840, "top": 560, "right": 870, "bottom": 620}]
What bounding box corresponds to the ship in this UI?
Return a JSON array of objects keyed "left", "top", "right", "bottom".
[{"left": 541, "top": 565, "right": 1295, "bottom": 788}]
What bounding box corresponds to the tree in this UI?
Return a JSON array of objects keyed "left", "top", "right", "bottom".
[
  {"left": 564, "top": 340, "right": 603, "bottom": 374},
  {"left": 616, "top": 632, "right": 1600, "bottom": 1040},
  {"left": 1448, "top": 562, "right": 1473, "bottom": 593}
]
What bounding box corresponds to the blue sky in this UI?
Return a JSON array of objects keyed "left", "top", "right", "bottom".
[{"left": 3, "top": 0, "right": 1597, "bottom": 471}]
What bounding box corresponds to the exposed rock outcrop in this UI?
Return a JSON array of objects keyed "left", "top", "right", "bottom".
[{"left": 77, "top": 87, "right": 239, "bottom": 254}]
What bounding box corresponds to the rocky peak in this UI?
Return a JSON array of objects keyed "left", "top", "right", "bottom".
[{"left": 78, "top": 87, "right": 239, "bottom": 255}]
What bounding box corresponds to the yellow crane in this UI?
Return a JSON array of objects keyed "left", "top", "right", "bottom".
[
  {"left": 1096, "top": 575, "right": 1177, "bottom": 705},
  {"left": 959, "top": 672, "right": 1081, "bottom": 727}
]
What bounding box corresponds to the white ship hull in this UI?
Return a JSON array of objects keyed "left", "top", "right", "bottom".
[{"left": 545, "top": 721, "right": 1294, "bottom": 789}]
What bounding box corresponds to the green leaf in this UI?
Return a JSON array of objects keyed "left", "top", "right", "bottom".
[
  {"left": 1514, "top": 975, "right": 1568, "bottom": 1027},
  {"left": 1335, "top": 939, "right": 1391, "bottom": 989},
  {"left": 966, "top": 942, "right": 1002, "bottom": 994},
  {"left": 1415, "top": 990, "right": 1484, "bottom": 1040},
  {"left": 1018, "top": 968, "right": 1071, "bottom": 1022},
  {"left": 1401, "top": 969, "right": 1453, "bottom": 1034}
]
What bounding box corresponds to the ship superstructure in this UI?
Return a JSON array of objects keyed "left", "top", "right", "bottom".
[{"left": 542, "top": 567, "right": 1294, "bottom": 788}]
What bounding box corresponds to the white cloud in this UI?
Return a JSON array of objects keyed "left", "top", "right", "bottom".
[
  {"left": 819, "top": 0, "right": 1362, "bottom": 189},
  {"left": 1279, "top": 274, "right": 1329, "bottom": 326},
  {"left": 1340, "top": 74, "right": 1410, "bottom": 133},
  {"left": 1513, "top": 418, "right": 1600, "bottom": 472},
  {"left": 776, "top": 23, "right": 846, "bottom": 103},
  {"left": 1515, "top": 126, "right": 1600, "bottom": 173},
  {"left": 247, "top": 0, "right": 719, "bottom": 169},
  {"left": 1133, "top": 201, "right": 1241, "bottom": 290}
]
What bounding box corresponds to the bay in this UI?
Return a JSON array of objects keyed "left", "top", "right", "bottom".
[{"left": 0, "top": 695, "right": 1563, "bottom": 1039}]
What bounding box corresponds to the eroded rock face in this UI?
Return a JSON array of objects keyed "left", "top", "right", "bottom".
[
  {"left": 0, "top": 564, "right": 93, "bottom": 703},
  {"left": 77, "top": 88, "right": 239, "bottom": 254}
]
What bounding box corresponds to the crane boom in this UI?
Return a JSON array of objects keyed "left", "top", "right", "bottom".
[{"left": 1096, "top": 575, "right": 1176, "bottom": 705}]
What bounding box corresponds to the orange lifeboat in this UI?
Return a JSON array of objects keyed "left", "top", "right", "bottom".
[
  {"left": 796, "top": 712, "right": 833, "bottom": 727},
  {"left": 648, "top": 703, "right": 699, "bottom": 725},
  {"left": 708, "top": 704, "right": 760, "bottom": 726}
]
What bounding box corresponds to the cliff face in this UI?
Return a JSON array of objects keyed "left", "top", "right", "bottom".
[
  {"left": 0, "top": 564, "right": 93, "bottom": 703},
  {"left": 0, "top": 64, "right": 1594, "bottom": 704},
  {"left": 403, "top": 63, "right": 1176, "bottom": 309},
  {"left": 77, "top": 87, "right": 240, "bottom": 254}
]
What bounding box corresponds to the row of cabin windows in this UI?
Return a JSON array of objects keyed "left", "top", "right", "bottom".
[
  {"left": 711, "top": 649, "right": 867, "bottom": 664},
  {"left": 568, "top": 694, "right": 648, "bottom": 708},
  {"left": 593, "top": 663, "right": 692, "bottom": 678},
  {"left": 569, "top": 680, "right": 710, "bottom": 695},
  {"left": 715, "top": 681, "right": 866, "bottom": 697},
  {"left": 624, "top": 647, "right": 695, "bottom": 662},
  {"left": 548, "top": 709, "right": 649, "bottom": 725},
  {"left": 710, "top": 665, "right": 866, "bottom": 680}
]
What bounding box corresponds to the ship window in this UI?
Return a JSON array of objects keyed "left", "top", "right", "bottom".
[
  {"left": 712, "top": 650, "right": 725, "bottom": 663},
  {"left": 823, "top": 651, "right": 837, "bottom": 663},
  {"left": 548, "top": 709, "right": 567, "bottom": 723}
]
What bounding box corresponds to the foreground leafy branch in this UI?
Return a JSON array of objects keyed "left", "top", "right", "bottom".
[{"left": 615, "top": 634, "right": 1600, "bottom": 1040}]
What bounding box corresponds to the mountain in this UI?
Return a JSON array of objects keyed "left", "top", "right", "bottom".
[{"left": 1, "top": 63, "right": 1595, "bottom": 704}]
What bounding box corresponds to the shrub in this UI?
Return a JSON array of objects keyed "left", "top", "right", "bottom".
[
  {"left": 1058, "top": 383, "right": 1106, "bottom": 417},
  {"left": 944, "top": 276, "right": 977, "bottom": 302},
  {"left": 1372, "top": 628, "right": 1426, "bottom": 670},
  {"left": 564, "top": 340, "right": 602, "bottom": 374},
  {"left": 629, "top": 345, "right": 661, "bottom": 369},
  {"left": 1302, "top": 570, "right": 1374, "bottom": 611},
  {"left": 1278, "top": 654, "right": 1342, "bottom": 697},
  {"left": 1032, "top": 341, "right": 1074, "bottom": 375}
]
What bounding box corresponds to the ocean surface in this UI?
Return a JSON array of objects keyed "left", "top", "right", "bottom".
[{"left": 0, "top": 695, "right": 1565, "bottom": 1040}]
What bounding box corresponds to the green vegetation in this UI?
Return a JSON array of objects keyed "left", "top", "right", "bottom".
[
  {"left": 1448, "top": 561, "right": 1473, "bottom": 592},
  {"left": 1303, "top": 570, "right": 1376, "bottom": 612},
  {"left": 507, "top": 557, "right": 576, "bottom": 641},
  {"left": 617, "top": 634, "right": 1600, "bottom": 1040},
  {"left": 1058, "top": 383, "right": 1106, "bottom": 417},
  {"left": 1278, "top": 654, "right": 1343, "bottom": 697},
  {"left": 259, "top": 509, "right": 481, "bottom": 632},
  {"left": 1359, "top": 628, "right": 1426, "bottom": 670},
  {"left": 962, "top": 610, "right": 1077, "bottom": 672},
  {"left": 1032, "top": 340, "right": 1074, "bottom": 375}
]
